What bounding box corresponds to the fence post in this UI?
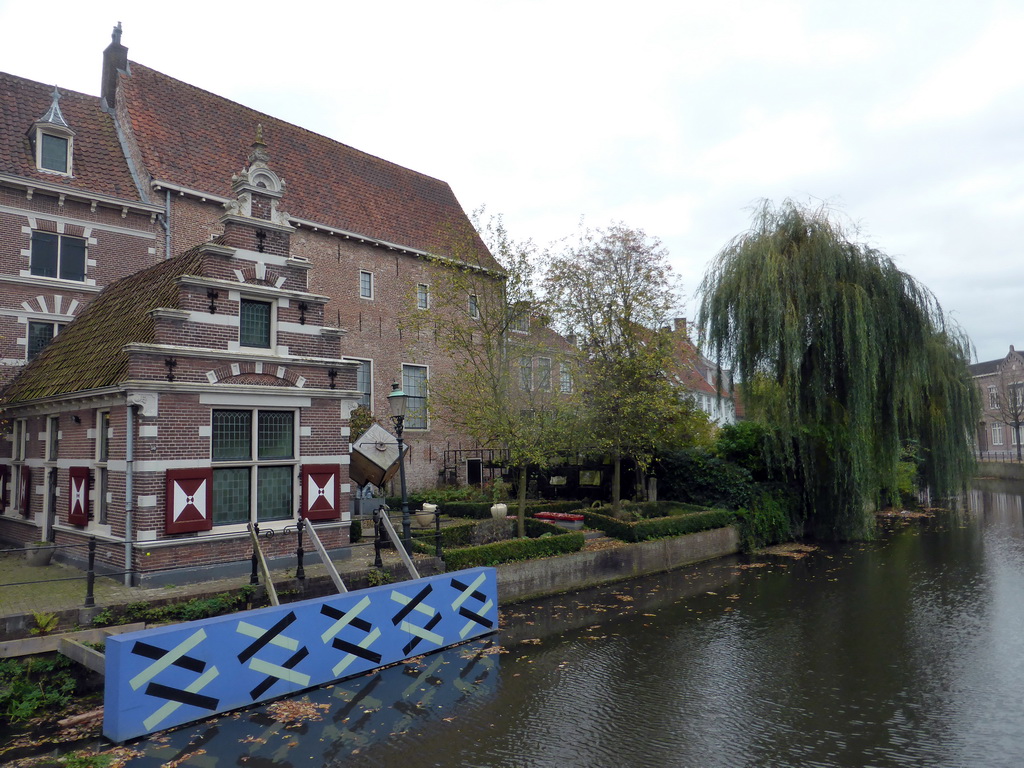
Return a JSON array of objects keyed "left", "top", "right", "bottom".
[
  {"left": 84, "top": 536, "right": 96, "bottom": 608},
  {"left": 373, "top": 506, "right": 383, "bottom": 568},
  {"left": 434, "top": 510, "right": 442, "bottom": 559},
  {"left": 296, "top": 517, "right": 305, "bottom": 580},
  {"left": 250, "top": 522, "right": 260, "bottom": 585}
]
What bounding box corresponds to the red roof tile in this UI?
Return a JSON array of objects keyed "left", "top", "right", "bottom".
[
  {"left": 0, "top": 72, "right": 143, "bottom": 201},
  {"left": 119, "top": 63, "right": 496, "bottom": 268}
]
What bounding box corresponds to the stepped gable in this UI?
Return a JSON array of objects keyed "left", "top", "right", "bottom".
[
  {"left": 0, "top": 71, "right": 142, "bottom": 200},
  {"left": 118, "top": 63, "right": 496, "bottom": 268},
  {"left": 2, "top": 244, "right": 207, "bottom": 402}
]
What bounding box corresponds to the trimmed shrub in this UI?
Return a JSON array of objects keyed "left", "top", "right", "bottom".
[
  {"left": 443, "top": 530, "right": 585, "bottom": 570},
  {"left": 419, "top": 517, "right": 584, "bottom": 569},
  {"left": 583, "top": 507, "right": 735, "bottom": 543}
]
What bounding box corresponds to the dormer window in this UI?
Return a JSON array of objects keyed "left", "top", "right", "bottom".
[
  {"left": 40, "top": 133, "right": 69, "bottom": 173},
  {"left": 32, "top": 87, "right": 74, "bottom": 176}
]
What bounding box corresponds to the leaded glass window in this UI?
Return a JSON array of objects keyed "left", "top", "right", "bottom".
[
  {"left": 211, "top": 408, "right": 296, "bottom": 525},
  {"left": 258, "top": 412, "right": 294, "bottom": 459},
  {"left": 212, "top": 410, "right": 251, "bottom": 460},
  {"left": 239, "top": 299, "right": 272, "bottom": 348},
  {"left": 27, "top": 321, "right": 55, "bottom": 360}
]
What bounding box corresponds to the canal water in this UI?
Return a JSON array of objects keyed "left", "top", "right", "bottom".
[{"left": 120, "top": 482, "right": 1024, "bottom": 768}]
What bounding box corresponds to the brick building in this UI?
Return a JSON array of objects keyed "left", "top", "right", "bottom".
[
  {"left": 969, "top": 345, "right": 1024, "bottom": 459},
  {"left": 1, "top": 140, "right": 356, "bottom": 584},
  {"left": 0, "top": 26, "right": 501, "bottom": 581}
]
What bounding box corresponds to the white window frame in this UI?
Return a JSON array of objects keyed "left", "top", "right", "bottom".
[
  {"left": 988, "top": 386, "right": 999, "bottom": 410},
  {"left": 30, "top": 231, "right": 87, "bottom": 282},
  {"left": 519, "top": 356, "right": 532, "bottom": 391},
  {"left": 401, "top": 364, "right": 429, "bottom": 430},
  {"left": 347, "top": 358, "right": 373, "bottom": 409},
  {"left": 537, "top": 357, "right": 552, "bottom": 391},
  {"left": 6, "top": 419, "right": 28, "bottom": 518},
  {"left": 95, "top": 410, "right": 111, "bottom": 526},
  {"left": 359, "top": 270, "right": 374, "bottom": 300},
  {"left": 468, "top": 294, "right": 479, "bottom": 319},
  {"left": 559, "top": 368, "right": 573, "bottom": 394},
  {"left": 992, "top": 422, "right": 1004, "bottom": 446},
  {"left": 35, "top": 127, "right": 73, "bottom": 176},
  {"left": 510, "top": 312, "right": 529, "bottom": 334},
  {"left": 209, "top": 408, "right": 299, "bottom": 531},
  {"left": 416, "top": 283, "right": 430, "bottom": 310},
  {"left": 26, "top": 319, "right": 65, "bottom": 361},
  {"left": 239, "top": 297, "right": 276, "bottom": 349}
]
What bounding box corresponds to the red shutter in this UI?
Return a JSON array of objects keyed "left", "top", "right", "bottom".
[
  {"left": 19, "top": 466, "right": 31, "bottom": 517},
  {"left": 68, "top": 466, "right": 91, "bottom": 526},
  {"left": 165, "top": 468, "right": 214, "bottom": 534},
  {"left": 301, "top": 464, "right": 341, "bottom": 521}
]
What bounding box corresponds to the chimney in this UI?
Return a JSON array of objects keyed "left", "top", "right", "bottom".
[
  {"left": 101, "top": 22, "right": 128, "bottom": 110},
  {"left": 673, "top": 317, "right": 688, "bottom": 334}
]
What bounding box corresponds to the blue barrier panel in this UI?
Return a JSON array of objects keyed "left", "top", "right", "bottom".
[{"left": 103, "top": 567, "right": 498, "bottom": 742}]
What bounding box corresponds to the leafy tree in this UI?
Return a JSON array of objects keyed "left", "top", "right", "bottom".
[
  {"left": 545, "top": 224, "right": 704, "bottom": 516},
  {"left": 698, "top": 200, "right": 979, "bottom": 539},
  {"left": 412, "top": 211, "right": 577, "bottom": 536}
]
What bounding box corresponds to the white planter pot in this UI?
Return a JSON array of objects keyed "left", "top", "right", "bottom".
[
  {"left": 490, "top": 503, "right": 508, "bottom": 519},
  {"left": 415, "top": 503, "right": 438, "bottom": 528}
]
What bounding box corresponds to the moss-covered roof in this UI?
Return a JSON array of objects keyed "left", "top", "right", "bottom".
[{"left": 2, "top": 246, "right": 206, "bottom": 403}]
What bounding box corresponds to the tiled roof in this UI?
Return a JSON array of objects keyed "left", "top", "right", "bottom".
[
  {"left": 2, "top": 247, "right": 205, "bottom": 403},
  {"left": 119, "top": 63, "right": 496, "bottom": 268},
  {"left": 970, "top": 347, "right": 1024, "bottom": 376},
  {"left": 969, "top": 359, "right": 1001, "bottom": 376},
  {"left": 0, "top": 72, "right": 143, "bottom": 201}
]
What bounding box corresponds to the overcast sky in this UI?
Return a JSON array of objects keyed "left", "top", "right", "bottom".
[{"left": 2, "top": 0, "right": 1022, "bottom": 362}]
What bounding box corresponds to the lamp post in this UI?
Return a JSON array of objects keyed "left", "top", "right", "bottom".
[{"left": 387, "top": 381, "right": 411, "bottom": 552}]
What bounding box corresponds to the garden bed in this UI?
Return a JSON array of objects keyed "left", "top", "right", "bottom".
[
  {"left": 583, "top": 504, "right": 735, "bottom": 543},
  {"left": 411, "top": 517, "right": 585, "bottom": 569}
]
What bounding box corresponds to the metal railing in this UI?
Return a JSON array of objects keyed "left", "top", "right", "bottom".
[{"left": 0, "top": 510, "right": 445, "bottom": 611}]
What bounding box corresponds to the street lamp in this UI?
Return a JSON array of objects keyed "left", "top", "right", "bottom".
[{"left": 387, "top": 381, "right": 411, "bottom": 551}]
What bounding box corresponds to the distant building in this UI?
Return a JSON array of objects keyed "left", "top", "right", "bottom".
[
  {"left": 666, "top": 318, "right": 738, "bottom": 426},
  {"left": 969, "top": 345, "right": 1024, "bottom": 458}
]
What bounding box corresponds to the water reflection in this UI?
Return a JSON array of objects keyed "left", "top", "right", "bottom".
[
  {"left": 123, "top": 637, "right": 500, "bottom": 766},
  {"left": 121, "top": 486, "right": 1024, "bottom": 767}
]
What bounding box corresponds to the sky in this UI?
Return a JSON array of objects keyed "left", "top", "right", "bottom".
[{"left": 2, "top": 0, "right": 1022, "bottom": 362}]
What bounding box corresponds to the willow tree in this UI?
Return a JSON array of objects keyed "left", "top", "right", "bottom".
[{"left": 698, "top": 201, "right": 979, "bottom": 539}]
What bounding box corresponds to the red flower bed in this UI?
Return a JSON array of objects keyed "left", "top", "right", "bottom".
[{"left": 534, "top": 511, "right": 585, "bottom": 522}]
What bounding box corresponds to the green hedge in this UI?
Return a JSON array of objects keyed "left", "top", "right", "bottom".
[
  {"left": 583, "top": 507, "right": 735, "bottom": 542},
  {"left": 443, "top": 529, "right": 585, "bottom": 570},
  {"left": 415, "top": 517, "right": 584, "bottom": 569},
  {"left": 410, "top": 521, "right": 476, "bottom": 549}
]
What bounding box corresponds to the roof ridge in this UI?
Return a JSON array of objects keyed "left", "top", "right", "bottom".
[{"left": 0, "top": 70, "right": 100, "bottom": 102}]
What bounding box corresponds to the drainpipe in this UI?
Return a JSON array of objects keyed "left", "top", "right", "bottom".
[
  {"left": 163, "top": 188, "right": 171, "bottom": 259},
  {"left": 124, "top": 404, "right": 135, "bottom": 586}
]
